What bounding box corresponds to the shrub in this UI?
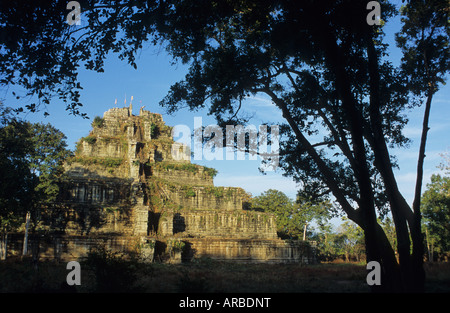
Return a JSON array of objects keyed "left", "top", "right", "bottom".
[
  {"left": 150, "top": 123, "right": 159, "bottom": 137},
  {"left": 82, "top": 245, "right": 142, "bottom": 292},
  {"left": 83, "top": 135, "right": 97, "bottom": 144},
  {"left": 92, "top": 116, "right": 105, "bottom": 128},
  {"left": 66, "top": 156, "right": 123, "bottom": 168},
  {"left": 184, "top": 187, "right": 196, "bottom": 197},
  {"left": 204, "top": 167, "right": 218, "bottom": 178},
  {"left": 205, "top": 186, "right": 224, "bottom": 198}
]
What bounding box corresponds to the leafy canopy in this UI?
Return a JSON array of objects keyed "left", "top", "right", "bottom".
[
  {"left": 252, "top": 189, "right": 330, "bottom": 239},
  {"left": 0, "top": 104, "right": 71, "bottom": 232},
  {"left": 422, "top": 173, "right": 450, "bottom": 254}
]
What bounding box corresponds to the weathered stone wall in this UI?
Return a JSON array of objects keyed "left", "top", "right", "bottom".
[
  {"left": 159, "top": 209, "right": 277, "bottom": 240},
  {"left": 152, "top": 168, "right": 213, "bottom": 186},
  {"left": 63, "top": 161, "right": 130, "bottom": 180},
  {"left": 78, "top": 139, "right": 125, "bottom": 159},
  {"left": 5, "top": 234, "right": 315, "bottom": 264},
  {"left": 6, "top": 233, "right": 141, "bottom": 261},
  {"left": 36, "top": 204, "right": 136, "bottom": 236},
  {"left": 182, "top": 238, "right": 316, "bottom": 264},
  {"left": 1, "top": 107, "right": 316, "bottom": 264},
  {"left": 161, "top": 185, "right": 245, "bottom": 211},
  {"left": 58, "top": 178, "right": 132, "bottom": 205}
]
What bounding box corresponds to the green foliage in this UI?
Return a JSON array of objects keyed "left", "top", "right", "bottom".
[
  {"left": 155, "top": 161, "right": 217, "bottom": 178},
  {"left": 204, "top": 186, "right": 225, "bottom": 198},
  {"left": 29, "top": 123, "right": 72, "bottom": 202},
  {"left": 155, "top": 161, "right": 198, "bottom": 173},
  {"left": 184, "top": 187, "right": 196, "bottom": 198},
  {"left": 312, "top": 219, "right": 366, "bottom": 263},
  {"left": 104, "top": 207, "right": 119, "bottom": 214},
  {"left": 204, "top": 167, "right": 218, "bottom": 178},
  {"left": 252, "top": 189, "right": 331, "bottom": 240},
  {"left": 67, "top": 156, "right": 124, "bottom": 168},
  {"left": 252, "top": 189, "right": 298, "bottom": 239},
  {"left": 0, "top": 108, "right": 35, "bottom": 231},
  {"left": 167, "top": 239, "right": 186, "bottom": 253},
  {"left": 0, "top": 107, "right": 71, "bottom": 235},
  {"left": 83, "top": 135, "right": 97, "bottom": 145},
  {"left": 396, "top": 0, "right": 449, "bottom": 96},
  {"left": 422, "top": 173, "right": 450, "bottom": 258},
  {"left": 150, "top": 123, "right": 158, "bottom": 137},
  {"left": 2, "top": 1, "right": 449, "bottom": 290},
  {"left": 91, "top": 116, "right": 105, "bottom": 128}
]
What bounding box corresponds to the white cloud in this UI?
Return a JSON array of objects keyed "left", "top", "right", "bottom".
[{"left": 246, "top": 96, "right": 275, "bottom": 108}]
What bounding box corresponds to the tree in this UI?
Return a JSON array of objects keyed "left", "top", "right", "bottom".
[
  {"left": 312, "top": 221, "right": 336, "bottom": 262},
  {"left": 1, "top": 0, "right": 448, "bottom": 291},
  {"left": 28, "top": 123, "right": 72, "bottom": 206},
  {"left": 139, "top": 0, "right": 434, "bottom": 291},
  {"left": 252, "top": 189, "right": 329, "bottom": 239},
  {"left": 338, "top": 219, "right": 366, "bottom": 262},
  {"left": 295, "top": 193, "right": 331, "bottom": 241},
  {"left": 0, "top": 105, "right": 70, "bottom": 259},
  {"left": 0, "top": 1, "right": 86, "bottom": 117},
  {"left": 396, "top": 0, "right": 450, "bottom": 288},
  {"left": 379, "top": 216, "right": 398, "bottom": 260},
  {"left": 421, "top": 174, "right": 450, "bottom": 260},
  {"left": 0, "top": 105, "right": 35, "bottom": 259},
  {"left": 311, "top": 219, "right": 366, "bottom": 262},
  {"left": 252, "top": 189, "right": 298, "bottom": 239}
]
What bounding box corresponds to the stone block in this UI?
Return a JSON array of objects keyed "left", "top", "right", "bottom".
[{"left": 4, "top": 107, "right": 313, "bottom": 264}]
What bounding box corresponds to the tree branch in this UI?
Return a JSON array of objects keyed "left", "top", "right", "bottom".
[
  {"left": 280, "top": 62, "right": 359, "bottom": 177},
  {"left": 261, "top": 88, "right": 361, "bottom": 225}
]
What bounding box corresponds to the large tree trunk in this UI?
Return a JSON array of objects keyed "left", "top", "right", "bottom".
[
  {"left": 359, "top": 33, "right": 429, "bottom": 292},
  {"left": 410, "top": 89, "right": 433, "bottom": 292},
  {"left": 375, "top": 224, "right": 404, "bottom": 291}
]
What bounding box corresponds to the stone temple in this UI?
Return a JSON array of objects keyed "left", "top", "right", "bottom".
[{"left": 10, "top": 105, "right": 316, "bottom": 263}]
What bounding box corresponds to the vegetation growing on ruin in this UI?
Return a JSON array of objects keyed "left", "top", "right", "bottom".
[
  {"left": 66, "top": 156, "right": 124, "bottom": 168},
  {"left": 92, "top": 116, "right": 105, "bottom": 128},
  {"left": 204, "top": 186, "right": 236, "bottom": 198},
  {"left": 82, "top": 135, "right": 97, "bottom": 145},
  {"left": 203, "top": 167, "right": 218, "bottom": 178},
  {"left": 155, "top": 162, "right": 198, "bottom": 174},
  {"left": 153, "top": 176, "right": 237, "bottom": 201},
  {"left": 146, "top": 179, "right": 180, "bottom": 213},
  {"left": 167, "top": 239, "right": 185, "bottom": 253},
  {"left": 154, "top": 161, "right": 218, "bottom": 178},
  {"left": 150, "top": 123, "right": 158, "bottom": 137},
  {"left": 184, "top": 187, "right": 196, "bottom": 198}
]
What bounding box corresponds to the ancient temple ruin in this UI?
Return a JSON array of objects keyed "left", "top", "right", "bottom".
[{"left": 10, "top": 105, "right": 315, "bottom": 263}]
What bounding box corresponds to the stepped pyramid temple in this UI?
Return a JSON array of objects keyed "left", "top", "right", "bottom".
[{"left": 9, "top": 105, "right": 315, "bottom": 263}]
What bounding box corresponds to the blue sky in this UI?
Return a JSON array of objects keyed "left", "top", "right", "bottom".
[{"left": 1, "top": 2, "right": 449, "bottom": 226}]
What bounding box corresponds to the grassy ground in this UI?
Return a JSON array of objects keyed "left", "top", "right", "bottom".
[{"left": 0, "top": 257, "right": 449, "bottom": 293}]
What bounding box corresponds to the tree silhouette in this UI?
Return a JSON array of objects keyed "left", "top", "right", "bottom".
[{"left": 1, "top": 0, "right": 449, "bottom": 291}]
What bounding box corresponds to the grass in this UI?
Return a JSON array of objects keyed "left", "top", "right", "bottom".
[{"left": 0, "top": 257, "right": 448, "bottom": 293}]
